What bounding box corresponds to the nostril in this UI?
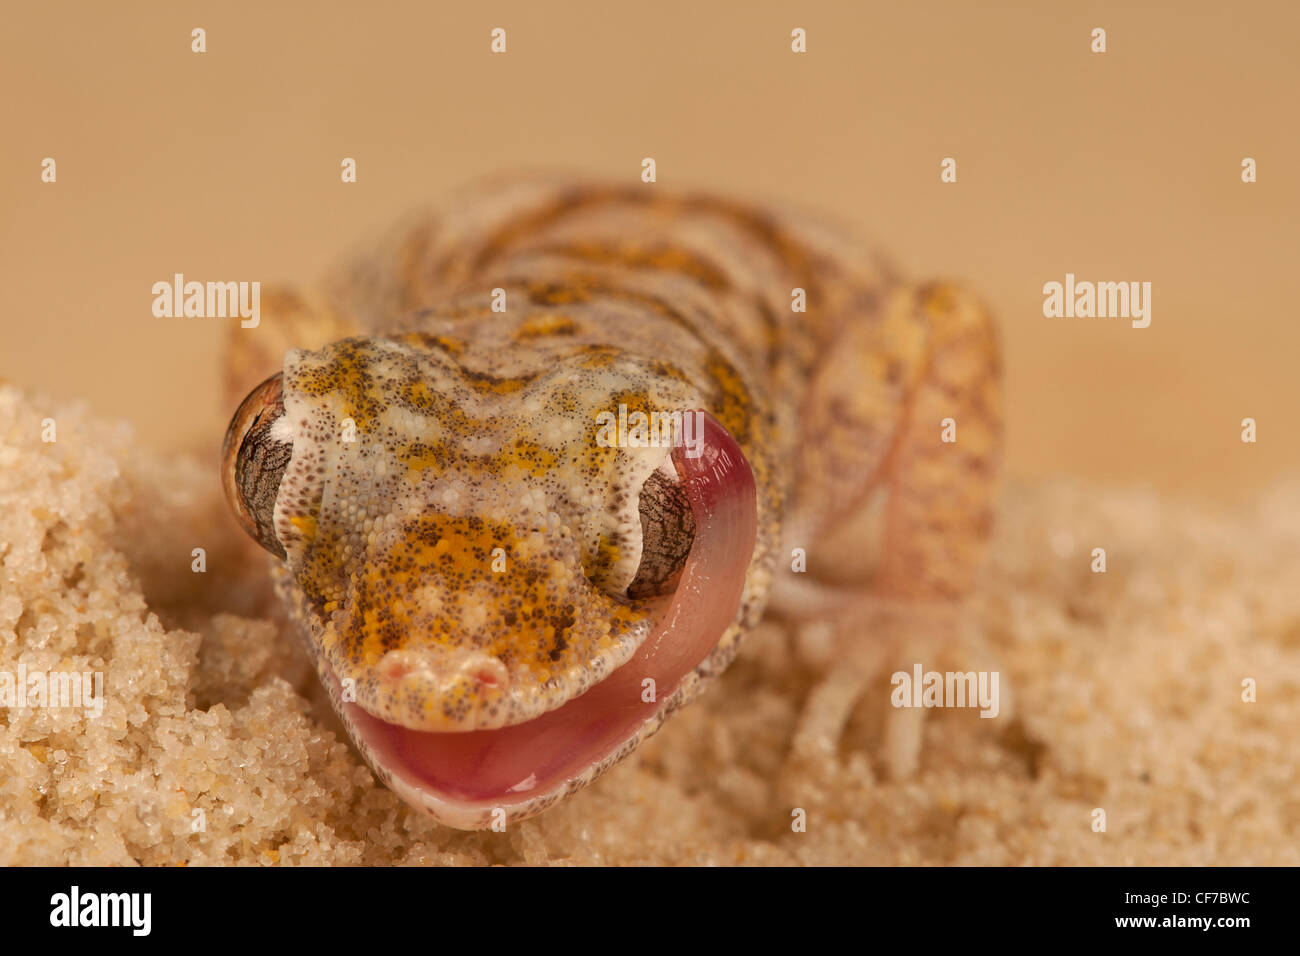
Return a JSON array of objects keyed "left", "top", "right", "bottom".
[
  {"left": 381, "top": 657, "right": 412, "bottom": 682},
  {"left": 467, "top": 657, "right": 509, "bottom": 691}
]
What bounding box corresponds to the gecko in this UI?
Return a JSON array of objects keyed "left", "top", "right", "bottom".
[{"left": 220, "top": 174, "right": 1001, "bottom": 830}]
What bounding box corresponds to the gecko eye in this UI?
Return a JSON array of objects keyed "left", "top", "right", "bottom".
[
  {"left": 221, "top": 373, "right": 293, "bottom": 559},
  {"left": 626, "top": 463, "right": 697, "bottom": 599}
]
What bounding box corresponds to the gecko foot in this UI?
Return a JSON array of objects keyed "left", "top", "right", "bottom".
[{"left": 781, "top": 592, "right": 1009, "bottom": 793}]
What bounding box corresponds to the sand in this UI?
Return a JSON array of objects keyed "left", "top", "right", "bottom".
[{"left": 1, "top": 383, "right": 1297, "bottom": 866}]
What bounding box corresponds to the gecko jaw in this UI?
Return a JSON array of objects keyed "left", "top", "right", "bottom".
[{"left": 330, "top": 411, "right": 757, "bottom": 829}]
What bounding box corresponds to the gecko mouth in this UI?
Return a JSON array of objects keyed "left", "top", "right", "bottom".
[{"left": 332, "top": 411, "right": 757, "bottom": 829}]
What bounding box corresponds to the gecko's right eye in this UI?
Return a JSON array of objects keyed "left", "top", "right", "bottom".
[
  {"left": 221, "top": 373, "right": 293, "bottom": 559},
  {"left": 626, "top": 463, "right": 697, "bottom": 599}
]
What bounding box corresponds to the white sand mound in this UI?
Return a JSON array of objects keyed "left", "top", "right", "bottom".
[{"left": 1, "top": 384, "right": 1297, "bottom": 865}]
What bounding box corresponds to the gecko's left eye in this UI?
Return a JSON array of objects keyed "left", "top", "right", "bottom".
[
  {"left": 221, "top": 373, "right": 293, "bottom": 559},
  {"left": 626, "top": 462, "right": 697, "bottom": 599}
]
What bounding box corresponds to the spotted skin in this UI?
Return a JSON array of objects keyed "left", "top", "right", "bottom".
[{"left": 222, "top": 173, "right": 1001, "bottom": 824}]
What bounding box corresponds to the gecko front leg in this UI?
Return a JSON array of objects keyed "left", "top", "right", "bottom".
[{"left": 774, "top": 279, "right": 1003, "bottom": 783}]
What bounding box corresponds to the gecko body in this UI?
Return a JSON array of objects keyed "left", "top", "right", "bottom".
[{"left": 221, "top": 176, "right": 1000, "bottom": 828}]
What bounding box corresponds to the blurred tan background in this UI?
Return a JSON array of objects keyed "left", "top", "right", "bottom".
[{"left": 2, "top": 0, "right": 1296, "bottom": 502}]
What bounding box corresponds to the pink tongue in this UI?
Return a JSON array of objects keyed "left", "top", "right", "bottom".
[{"left": 343, "top": 411, "right": 757, "bottom": 811}]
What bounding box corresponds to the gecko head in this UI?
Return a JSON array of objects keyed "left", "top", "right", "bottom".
[{"left": 221, "top": 334, "right": 757, "bottom": 828}]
